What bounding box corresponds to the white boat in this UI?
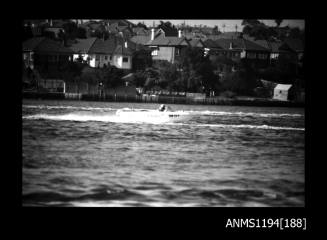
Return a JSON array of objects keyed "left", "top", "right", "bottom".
[{"left": 116, "top": 108, "right": 189, "bottom": 122}]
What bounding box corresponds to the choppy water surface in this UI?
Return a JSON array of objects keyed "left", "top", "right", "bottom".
[{"left": 22, "top": 99, "right": 305, "bottom": 207}]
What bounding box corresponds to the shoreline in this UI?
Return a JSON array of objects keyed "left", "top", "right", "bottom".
[{"left": 22, "top": 91, "right": 305, "bottom": 108}]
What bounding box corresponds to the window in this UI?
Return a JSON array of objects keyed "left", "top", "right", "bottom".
[
  {"left": 104, "top": 56, "right": 108, "bottom": 60},
  {"left": 175, "top": 48, "right": 180, "bottom": 56},
  {"left": 247, "top": 52, "right": 256, "bottom": 59},
  {"left": 123, "top": 57, "right": 129, "bottom": 63},
  {"left": 151, "top": 50, "right": 158, "bottom": 56},
  {"left": 258, "top": 53, "right": 267, "bottom": 59},
  {"left": 95, "top": 55, "right": 100, "bottom": 61},
  {"left": 109, "top": 56, "right": 112, "bottom": 61},
  {"left": 234, "top": 52, "right": 239, "bottom": 58},
  {"left": 48, "top": 55, "right": 57, "bottom": 62}
]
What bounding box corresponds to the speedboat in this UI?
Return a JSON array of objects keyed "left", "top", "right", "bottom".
[{"left": 115, "top": 107, "right": 189, "bottom": 122}]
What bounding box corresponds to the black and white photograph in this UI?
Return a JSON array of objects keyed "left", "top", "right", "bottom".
[{"left": 22, "top": 19, "right": 305, "bottom": 207}]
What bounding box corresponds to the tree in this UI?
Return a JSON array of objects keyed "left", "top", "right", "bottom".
[
  {"left": 136, "top": 22, "right": 148, "bottom": 29},
  {"left": 275, "top": 19, "right": 283, "bottom": 27},
  {"left": 134, "top": 71, "right": 147, "bottom": 87},
  {"left": 77, "top": 27, "right": 87, "bottom": 38},
  {"left": 157, "top": 21, "right": 177, "bottom": 32},
  {"left": 241, "top": 19, "right": 261, "bottom": 26},
  {"left": 178, "top": 46, "right": 218, "bottom": 93},
  {"left": 212, "top": 25, "right": 220, "bottom": 35}
]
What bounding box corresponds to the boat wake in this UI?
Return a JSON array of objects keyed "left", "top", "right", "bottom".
[
  {"left": 23, "top": 112, "right": 304, "bottom": 131},
  {"left": 23, "top": 105, "right": 303, "bottom": 118}
]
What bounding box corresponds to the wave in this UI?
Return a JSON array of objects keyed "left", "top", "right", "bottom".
[
  {"left": 187, "top": 110, "right": 303, "bottom": 118},
  {"left": 23, "top": 113, "right": 304, "bottom": 131},
  {"left": 168, "top": 123, "right": 304, "bottom": 131},
  {"left": 22, "top": 185, "right": 304, "bottom": 207},
  {"left": 22, "top": 105, "right": 117, "bottom": 111},
  {"left": 23, "top": 105, "right": 303, "bottom": 118}
]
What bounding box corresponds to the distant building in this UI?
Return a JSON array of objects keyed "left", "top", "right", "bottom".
[
  {"left": 144, "top": 29, "right": 189, "bottom": 63},
  {"left": 273, "top": 84, "right": 294, "bottom": 101},
  {"left": 69, "top": 36, "right": 151, "bottom": 70},
  {"left": 22, "top": 37, "right": 73, "bottom": 71},
  {"left": 204, "top": 38, "right": 270, "bottom": 67}
]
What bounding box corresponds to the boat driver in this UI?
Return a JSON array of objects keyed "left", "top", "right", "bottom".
[{"left": 159, "top": 104, "right": 167, "bottom": 112}]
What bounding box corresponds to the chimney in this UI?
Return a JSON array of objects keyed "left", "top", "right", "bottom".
[
  {"left": 229, "top": 42, "right": 233, "bottom": 49},
  {"left": 178, "top": 29, "right": 182, "bottom": 38},
  {"left": 151, "top": 28, "right": 155, "bottom": 41},
  {"left": 50, "top": 19, "right": 53, "bottom": 27}
]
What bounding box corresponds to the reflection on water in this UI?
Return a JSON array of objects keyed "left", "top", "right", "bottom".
[{"left": 22, "top": 100, "right": 305, "bottom": 207}]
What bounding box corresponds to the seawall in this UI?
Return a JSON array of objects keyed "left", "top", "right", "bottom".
[{"left": 22, "top": 91, "right": 304, "bottom": 108}]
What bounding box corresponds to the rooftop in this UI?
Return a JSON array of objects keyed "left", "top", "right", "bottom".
[
  {"left": 69, "top": 38, "right": 97, "bottom": 54},
  {"left": 23, "top": 37, "right": 73, "bottom": 54}
]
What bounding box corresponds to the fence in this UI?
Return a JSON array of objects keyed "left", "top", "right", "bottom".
[{"left": 38, "top": 79, "right": 65, "bottom": 93}]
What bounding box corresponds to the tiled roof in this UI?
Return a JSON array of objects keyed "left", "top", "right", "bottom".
[
  {"left": 214, "top": 39, "right": 244, "bottom": 50},
  {"left": 252, "top": 39, "right": 270, "bottom": 49},
  {"left": 69, "top": 38, "right": 97, "bottom": 54},
  {"left": 88, "top": 38, "right": 116, "bottom": 54},
  {"left": 204, "top": 38, "right": 270, "bottom": 51},
  {"left": 23, "top": 37, "right": 73, "bottom": 54},
  {"left": 23, "top": 37, "right": 45, "bottom": 51},
  {"left": 242, "top": 39, "right": 270, "bottom": 51},
  {"left": 113, "top": 45, "right": 133, "bottom": 56},
  {"left": 187, "top": 38, "right": 204, "bottom": 47},
  {"left": 88, "top": 37, "right": 135, "bottom": 56},
  {"left": 145, "top": 35, "right": 189, "bottom": 46}
]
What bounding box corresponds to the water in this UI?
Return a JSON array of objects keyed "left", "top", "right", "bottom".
[{"left": 22, "top": 99, "right": 305, "bottom": 207}]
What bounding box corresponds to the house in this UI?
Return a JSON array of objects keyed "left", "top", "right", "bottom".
[
  {"left": 87, "top": 38, "right": 133, "bottom": 69},
  {"left": 273, "top": 84, "right": 294, "bottom": 101},
  {"left": 144, "top": 29, "right": 189, "bottom": 63},
  {"left": 23, "top": 37, "right": 73, "bottom": 71},
  {"left": 107, "top": 23, "right": 133, "bottom": 38},
  {"left": 204, "top": 38, "right": 270, "bottom": 67},
  {"left": 69, "top": 37, "right": 97, "bottom": 62},
  {"left": 130, "top": 35, "right": 152, "bottom": 45},
  {"left": 269, "top": 41, "right": 283, "bottom": 60},
  {"left": 69, "top": 37, "right": 134, "bottom": 69},
  {"left": 242, "top": 36, "right": 285, "bottom": 62},
  {"left": 69, "top": 36, "right": 151, "bottom": 71}
]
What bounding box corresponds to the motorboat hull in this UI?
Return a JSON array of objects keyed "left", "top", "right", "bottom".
[{"left": 116, "top": 109, "right": 189, "bottom": 122}]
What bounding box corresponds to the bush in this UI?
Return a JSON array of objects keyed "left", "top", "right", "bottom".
[{"left": 220, "top": 90, "right": 236, "bottom": 98}]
